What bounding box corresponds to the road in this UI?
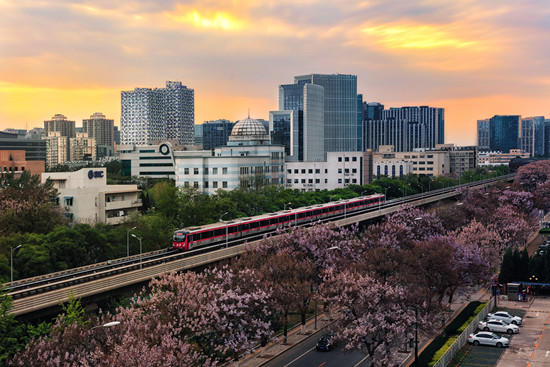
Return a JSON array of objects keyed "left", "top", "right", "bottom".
[{"left": 261, "top": 333, "right": 371, "bottom": 367}]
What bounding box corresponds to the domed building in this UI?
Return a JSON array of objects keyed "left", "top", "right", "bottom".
[{"left": 174, "top": 116, "right": 286, "bottom": 194}]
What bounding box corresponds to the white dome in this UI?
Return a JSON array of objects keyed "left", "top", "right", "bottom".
[
  {"left": 228, "top": 117, "right": 270, "bottom": 144},
  {"left": 231, "top": 117, "right": 267, "bottom": 136}
]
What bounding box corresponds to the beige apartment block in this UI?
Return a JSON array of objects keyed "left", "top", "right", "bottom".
[{"left": 42, "top": 168, "right": 141, "bottom": 225}]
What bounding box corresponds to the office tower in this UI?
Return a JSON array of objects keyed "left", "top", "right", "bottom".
[
  {"left": 121, "top": 81, "right": 194, "bottom": 145},
  {"left": 276, "top": 81, "right": 324, "bottom": 161},
  {"left": 364, "top": 106, "right": 445, "bottom": 152},
  {"left": 294, "top": 74, "right": 359, "bottom": 153},
  {"left": 44, "top": 114, "right": 76, "bottom": 138},
  {"left": 364, "top": 102, "right": 384, "bottom": 121},
  {"left": 194, "top": 124, "right": 203, "bottom": 146},
  {"left": 520, "top": 116, "right": 546, "bottom": 157},
  {"left": 82, "top": 112, "right": 114, "bottom": 158},
  {"left": 202, "top": 120, "right": 234, "bottom": 150},
  {"left": 269, "top": 111, "right": 293, "bottom": 157},
  {"left": 476, "top": 115, "right": 520, "bottom": 153},
  {"left": 44, "top": 132, "right": 69, "bottom": 168},
  {"left": 477, "top": 118, "right": 491, "bottom": 149}
]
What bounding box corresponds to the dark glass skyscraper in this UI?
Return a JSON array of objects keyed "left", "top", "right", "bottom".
[
  {"left": 294, "top": 74, "right": 359, "bottom": 153},
  {"left": 489, "top": 115, "right": 520, "bottom": 153},
  {"left": 202, "top": 120, "right": 234, "bottom": 150}
]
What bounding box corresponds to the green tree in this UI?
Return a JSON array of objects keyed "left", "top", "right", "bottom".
[{"left": 0, "top": 287, "right": 25, "bottom": 364}]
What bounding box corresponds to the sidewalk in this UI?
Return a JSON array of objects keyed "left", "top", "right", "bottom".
[{"left": 238, "top": 313, "right": 336, "bottom": 367}]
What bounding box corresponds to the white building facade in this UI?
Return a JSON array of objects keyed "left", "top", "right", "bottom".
[
  {"left": 42, "top": 168, "right": 142, "bottom": 225},
  {"left": 175, "top": 117, "right": 286, "bottom": 194}
]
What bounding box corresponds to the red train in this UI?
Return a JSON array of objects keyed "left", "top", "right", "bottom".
[{"left": 172, "top": 194, "right": 385, "bottom": 251}]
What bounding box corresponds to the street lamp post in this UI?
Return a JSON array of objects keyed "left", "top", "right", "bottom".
[
  {"left": 408, "top": 306, "right": 418, "bottom": 367},
  {"left": 10, "top": 245, "right": 22, "bottom": 283},
  {"left": 126, "top": 226, "right": 136, "bottom": 258},
  {"left": 86, "top": 321, "right": 121, "bottom": 357},
  {"left": 131, "top": 234, "right": 142, "bottom": 269},
  {"left": 284, "top": 202, "right": 291, "bottom": 211}
]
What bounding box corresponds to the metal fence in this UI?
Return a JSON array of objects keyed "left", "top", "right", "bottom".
[{"left": 432, "top": 297, "right": 495, "bottom": 367}]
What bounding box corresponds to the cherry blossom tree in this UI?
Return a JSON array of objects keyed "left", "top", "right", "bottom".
[
  {"left": 514, "top": 160, "right": 550, "bottom": 192},
  {"left": 319, "top": 269, "right": 420, "bottom": 367}
]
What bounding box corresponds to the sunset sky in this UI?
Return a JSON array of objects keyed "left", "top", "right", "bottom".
[{"left": 1, "top": 0, "right": 549, "bottom": 145}]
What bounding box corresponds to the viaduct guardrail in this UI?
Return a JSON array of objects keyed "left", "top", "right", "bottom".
[{"left": 8, "top": 174, "right": 514, "bottom": 316}]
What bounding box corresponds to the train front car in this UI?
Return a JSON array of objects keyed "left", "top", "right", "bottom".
[{"left": 172, "top": 230, "right": 189, "bottom": 250}]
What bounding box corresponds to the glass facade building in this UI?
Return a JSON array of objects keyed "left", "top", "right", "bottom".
[
  {"left": 294, "top": 74, "right": 359, "bottom": 154},
  {"left": 277, "top": 82, "right": 324, "bottom": 161},
  {"left": 202, "top": 120, "right": 235, "bottom": 150}
]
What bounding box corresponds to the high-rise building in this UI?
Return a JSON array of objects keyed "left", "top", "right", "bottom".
[
  {"left": 519, "top": 116, "right": 546, "bottom": 157},
  {"left": 44, "top": 114, "right": 75, "bottom": 138},
  {"left": 275, "top": 81, "right": 324, "bottom": 161},
  {"left": 294, "top": 74, "right": 359, "bottom": 153},
  {"left": 44, "top": 132, "right": 69, "bottom": 168},
  {"left": 202, "top": 120, "right": 234, "bottom": 150},
  {"left": 69, "top": 132, "right": 96, "bottom": 161},
  {"left": 82, "top": 112, "right": 114, "bottom": 158},
  {"left": 121, "top": 81, "right": 194, "bottom": 146},
  {"left": 477, "top": 115, "right": 520, "bottom": 153},
  {"left": 194, "top": 124, "right": 203, "bottom": 146},
  {"left": 364, "top": 106, "right": 445, "bottom": 152}
]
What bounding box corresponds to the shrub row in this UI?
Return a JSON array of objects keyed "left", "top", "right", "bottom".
[{"left": 416, "top": 301, "right": 483, "bottom": 367}]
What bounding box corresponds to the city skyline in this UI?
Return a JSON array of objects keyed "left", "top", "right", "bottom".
[{"left": 1, "top": 0, "right": 549, "bottom": 146}]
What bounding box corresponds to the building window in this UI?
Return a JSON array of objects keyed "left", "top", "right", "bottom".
[
  {"left": 184, "top": 168, "right": 189, "bottom": 175},
  {"left": 345, "top": 157, "right": 349, "bottom": 162},
  {"left": 294, "top": 179, "right": 299, "bottom": 183},
  {"left": 325, "top": 169, "right": 328, "bottom": 174},
  {"left": 287, "top": 169, "right": 292, "bottom": 174},
  {"left": 193, "top": 182, "right": 199, "bottom": 188},
  {"left": 204, "top": 182, "right": 209, "bottom": 188},
  {"left": 308, "top": 169, "right": 313, "bottom": 174},
  {"left": 301, "top": 169, "right": 306, "bottom": 174},
  {"left": 352, "top": 179, "right": 357, "bottom": 183},
  {"left": 315, "top": 169, "right": 320, "bottom": 174},
  {"left": 338, "top": 178, "right": 342, "bottom": 183},
  {"left": 213, "top": 167, "right": 218, "bottom": 174},
  {"left": 352, "top": 168, "right": 357, "bottom": 173},
  {"left": 222, "top": 167, "right": 228, "bottom": 174},
  {"left": 315, "top": 179, "right": 320, "bottom": 183},
  {"left": 338, "top": 157, "right": 342, "bottom": 162},
  {"left": 64, "top": 197, "right": 73, "bottom": 206},
  {"left": 287, "top": 179, "right": 291, "bottom": 184},
  {"left": 204, "top": 168, "right": 209, "bottom": 175},
  {"left": 294, "top": 169, "right": 299, "bottom": 173},
  {"left": 308, "top": 179, "right": 313, "bottom": 183},
  {"left": 352, "top": 157, "right": 357, "bottom": 162},
  {"left": 325, "top": 179, "right": 328, "bottom": 183},
  {"left": 338, "top": 168, "right": 342, "bottom": 174},
  {"left": 222, "top": 181, "right": 228, "bottom": 188},
  {"left": 301, "top": 179, "right": 306, "bottom": 183},
  {"left": 194, "top": 168, "right": 199, "bottom": 174},
  {"left": 184, "top": 182, "right": 189, "bottom": 188},
  {"left": 213, "top": 182, "right": 218, "bottom": 188}
]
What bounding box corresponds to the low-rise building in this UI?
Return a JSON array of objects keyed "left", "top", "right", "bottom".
[
  {"left": 478, "top": 149, "right": 530, "bottom": 166},
  {"left": 41, "top": 168, "right": 141, "bottom": 224},
  {"left": 285, "top": 151, "right": 374, "bottom": 191},
  {"left": 0, "top": 150, "right": 45, "bottom": 176}
]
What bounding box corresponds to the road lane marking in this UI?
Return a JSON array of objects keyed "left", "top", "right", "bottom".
[
  {"left": 318, "top": 363, "right": 326, "bottom": 367},
  {"left": 354, "top": 355, "right": 370, "bottom": 367},
  {"left": 546, "top": 350, "right": 549, "bottom": 357},
  {"left": 283, "top": 347, "right": 315, "bottom": 367}
]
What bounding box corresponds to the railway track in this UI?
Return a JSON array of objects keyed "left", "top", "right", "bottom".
[{"left": 4, "top": 174, "right": 514, "bottom": 310}]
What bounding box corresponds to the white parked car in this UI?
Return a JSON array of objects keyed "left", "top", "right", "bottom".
[
  {"left": 487, "top": 311, "right": 522, "bottom": 325},
  {"left": 478, "top": 319, "right": 519, "bottom": 334},
  {"left": 468, "top": 332, "right": 510, "bottom": 347}
]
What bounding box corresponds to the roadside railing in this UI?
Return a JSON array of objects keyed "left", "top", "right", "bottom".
[{"left": 432, "top": 296, "right": 495, "bottom": 367}]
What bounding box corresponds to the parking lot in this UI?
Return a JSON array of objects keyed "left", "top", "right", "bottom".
[{"left": 453, "top": 297, "right": 550, "bottom": 367}]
